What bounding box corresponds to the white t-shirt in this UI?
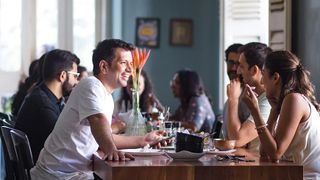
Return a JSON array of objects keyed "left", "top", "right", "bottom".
[{"left": 31, "top": 76, "right": 113, "bottom": 179}]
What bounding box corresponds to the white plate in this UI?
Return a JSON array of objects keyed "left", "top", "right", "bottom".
[
  {"left": 120, "top": 148, "right": 165, "bottom": 156},
  {"left": 205, "top": 149, "right": 236, "bottom": 155},
  {"left": 165, "top": 150, "right": 205, "bottom": 160}
]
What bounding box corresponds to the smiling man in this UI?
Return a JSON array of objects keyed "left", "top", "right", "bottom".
[
  {"left": 30, "top": 39, "right": 163, "bottom": 180},
  {"left": 226, "top": 42, "right": 272, "bottom": 151}
]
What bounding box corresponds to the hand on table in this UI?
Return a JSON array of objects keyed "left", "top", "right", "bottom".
[{"left": 103, "top": 148, "right": 135, "bottom": 161}]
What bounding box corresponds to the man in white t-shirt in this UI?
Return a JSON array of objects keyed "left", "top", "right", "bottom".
[
  {"left": 226, "top": 42, "right": 272, "bottom": 151},
  {"left": 30, "top": 39, "right": 164, "bottom": 179}
]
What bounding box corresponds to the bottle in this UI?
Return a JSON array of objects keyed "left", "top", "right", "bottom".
[
  {"left": 145, "top": 114, "right": 153, "bottom": 133},
  {"left": 164, "top": 121, "right": 172, "bottom": 137},
  {"left": 158, "top": 112, "right": 165, "bottom": 130}
]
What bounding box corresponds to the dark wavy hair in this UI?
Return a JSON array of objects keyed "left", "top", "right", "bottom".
[
  {"left": 92, "top": 39, "right": 134, "bottom": 75},
  {"left": 176, "top": 69, "right": 209, "bottom": 108},
  {"left": 11, "top": 60, "right": 40, "bottom": 116},
  {"left": 264, "top": 51, "right": 320, "bottom": 112},
  {"left": 42, "top": 49, "right": 80, "bottom": 81},
  {"left": 118, "top": 70, "right": 154, "bottom": 112},
  {"left": 225, "top": 43, "right": 243, "bottom": 60},
  {"left": 239, "top": 42, "right": 272, "bottom": 70}
]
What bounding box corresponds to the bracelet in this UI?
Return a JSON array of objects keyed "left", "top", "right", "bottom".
[
  {"left": 257, "top": 126, "right": 266, "bottom": 134},
  {"left": 255, "top": 124, "right": 268, "bottom": 130}
]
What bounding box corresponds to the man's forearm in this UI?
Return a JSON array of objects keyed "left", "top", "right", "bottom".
[
  {"left": 89, "top": 114, "right": 117, "bottom": 154},
  {"left": 227, "top": 98, "right": 241, "bottom": 139},
  {"left": 113, "top": 134, "right": 145, "bottom": 149}
]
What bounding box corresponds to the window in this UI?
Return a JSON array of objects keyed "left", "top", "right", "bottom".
[
  {"left": 0, "top": 0, "right": 22, "bottom": 72},
  {"left": 73, "top": 0, "right": 95, "bottom": 71},
  {"left": 219, "top": 0, "right": 269, "bottom": 109},
  {"left": 0, "top": 0, "right": 107, "bottom": 108},
  {"left": 36, "top": 0, "right": 58, "bottom": 56}
]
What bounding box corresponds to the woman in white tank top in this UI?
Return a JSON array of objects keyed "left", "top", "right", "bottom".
[{"left": 242, "top": 50, "right": 320, "bottom": 179}]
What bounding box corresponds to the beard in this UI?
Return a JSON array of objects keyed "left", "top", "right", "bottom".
[
  {"left": 227, "top": 71, "right": 238, "bottom": 80},
  {"left": 62, "top": 76, "right": 74, "bottom": 97}
]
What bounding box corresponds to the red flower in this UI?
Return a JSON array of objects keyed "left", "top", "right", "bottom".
[{"left": 131, "top": 47, "right": 151, "bottom": 90}]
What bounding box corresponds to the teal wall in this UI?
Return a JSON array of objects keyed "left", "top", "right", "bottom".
[
  {"left": 292, "top": 0, "right": 320, "bottom": 99},
  {"left": 119, "top": 0, "right": 221, "bottom": 113}
]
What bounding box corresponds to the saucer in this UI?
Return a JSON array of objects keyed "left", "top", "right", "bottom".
[
  {"left": 120, "top": 148, "right": 165, "bottom": 156},
  {"left": 205, "top": 149, "right": 236, "bottom": 155},
  {"left": 165, "top": 150, "right": 205, "bottom": 160}
]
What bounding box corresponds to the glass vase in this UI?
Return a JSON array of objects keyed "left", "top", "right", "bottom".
[{"left": 125, "top": 89, "right": 146, "bottom": 136}]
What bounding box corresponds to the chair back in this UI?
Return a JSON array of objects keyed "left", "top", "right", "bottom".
[
  {"left": 10, "top": 129, "right": 34, "bottom": 180},
  {"left": 212, "top": 115, "right": 223, "bottom": 138},
  {"left": 0, "top": 112, "right": 16, "bottom": 127},
  {"left": 1, "top": 126, "right": 17, "bottom": 161},
  {"left": 1, "top": 126, "right": 18, "bottom": 179}
]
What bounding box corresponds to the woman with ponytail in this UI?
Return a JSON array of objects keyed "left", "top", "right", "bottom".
[{"left": 242, "top": 51, "right": 320, "bottom": 179}]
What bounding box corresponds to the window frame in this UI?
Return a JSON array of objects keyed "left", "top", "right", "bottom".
[{"left": 0, "top": 0, "right": 107, "bottom": 96}]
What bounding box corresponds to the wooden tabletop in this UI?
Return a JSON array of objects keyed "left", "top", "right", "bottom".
[{"left": 93, "top": 148, "right": 303, "bottom": 180}]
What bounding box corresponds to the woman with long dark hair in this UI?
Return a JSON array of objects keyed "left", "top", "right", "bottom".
[
  {"left": 170, "top": 69, "right": 215, "bottom": 133},
  {"left": 115, "top": 70, "right": 163, "bottom": 113},
  {"left": 112, "top": 70, "right": 163, "bottom": 133},
  {"left": 243, "top": 51, "right": 320, "bottom": 178},
  {"left": 11, "top": 59, "right": 40, "bottom": 116}
]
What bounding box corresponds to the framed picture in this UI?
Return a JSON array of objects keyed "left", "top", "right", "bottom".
[
  {"left": 170, "top": 19, "right": 193, "bottom": 46},
  {"left": 135, "top": 18, "right": 160, "bottom": 48}
]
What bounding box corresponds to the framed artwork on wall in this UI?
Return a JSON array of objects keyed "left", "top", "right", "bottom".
[
  {"left": 170, "top": 19, "right": 193, "bottom": 46},
  {"left": 135, "top": 18, "right": 160, "bottom": 48}
]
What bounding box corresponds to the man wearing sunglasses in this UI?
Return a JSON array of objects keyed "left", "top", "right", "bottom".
[{"left": 15, "top": 49, "right": 80, "bottom": 162}]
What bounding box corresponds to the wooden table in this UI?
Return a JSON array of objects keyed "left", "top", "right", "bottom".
[{"left": 93, "top": 149, "right": 303, "bottom": 180}]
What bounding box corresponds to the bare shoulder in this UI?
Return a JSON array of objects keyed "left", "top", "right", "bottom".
[
  {"left": 282, "top": 93, "right": 308, "bottom": 111},
  {"left": 283, "top": 93, "right": 306, "bottom": 103}
]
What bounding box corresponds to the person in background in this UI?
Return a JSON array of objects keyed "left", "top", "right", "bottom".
[
  {"left": 112, "top": 70, "right": 164, "bottom": 134},
  {"left": 243, "top": 51, "right": 320, "bottom": 178},
  {"left": 15, "top": 49, "right": 80, "bottom": 162},
  {"left": 77, "top": 65, "right": 89, "bottom": 81},
  {"left": 170, "top": 69, "right": 215, "bottom": 133},
  {"left": 30, "top": 39, "right": 164, "bottom": 180},
  {"left": 226, "top": 42, "right": 272, "bottom": 150},
  {"left": 11, "top": 59, "right": 40, "bottom": 116},
  {"left": 222, "top": 43, "right": 250, "bottom": 139}
]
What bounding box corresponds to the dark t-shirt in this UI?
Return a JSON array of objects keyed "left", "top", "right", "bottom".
[{"left": 15, "top": 83, "right": 64, "bottom": 162}]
